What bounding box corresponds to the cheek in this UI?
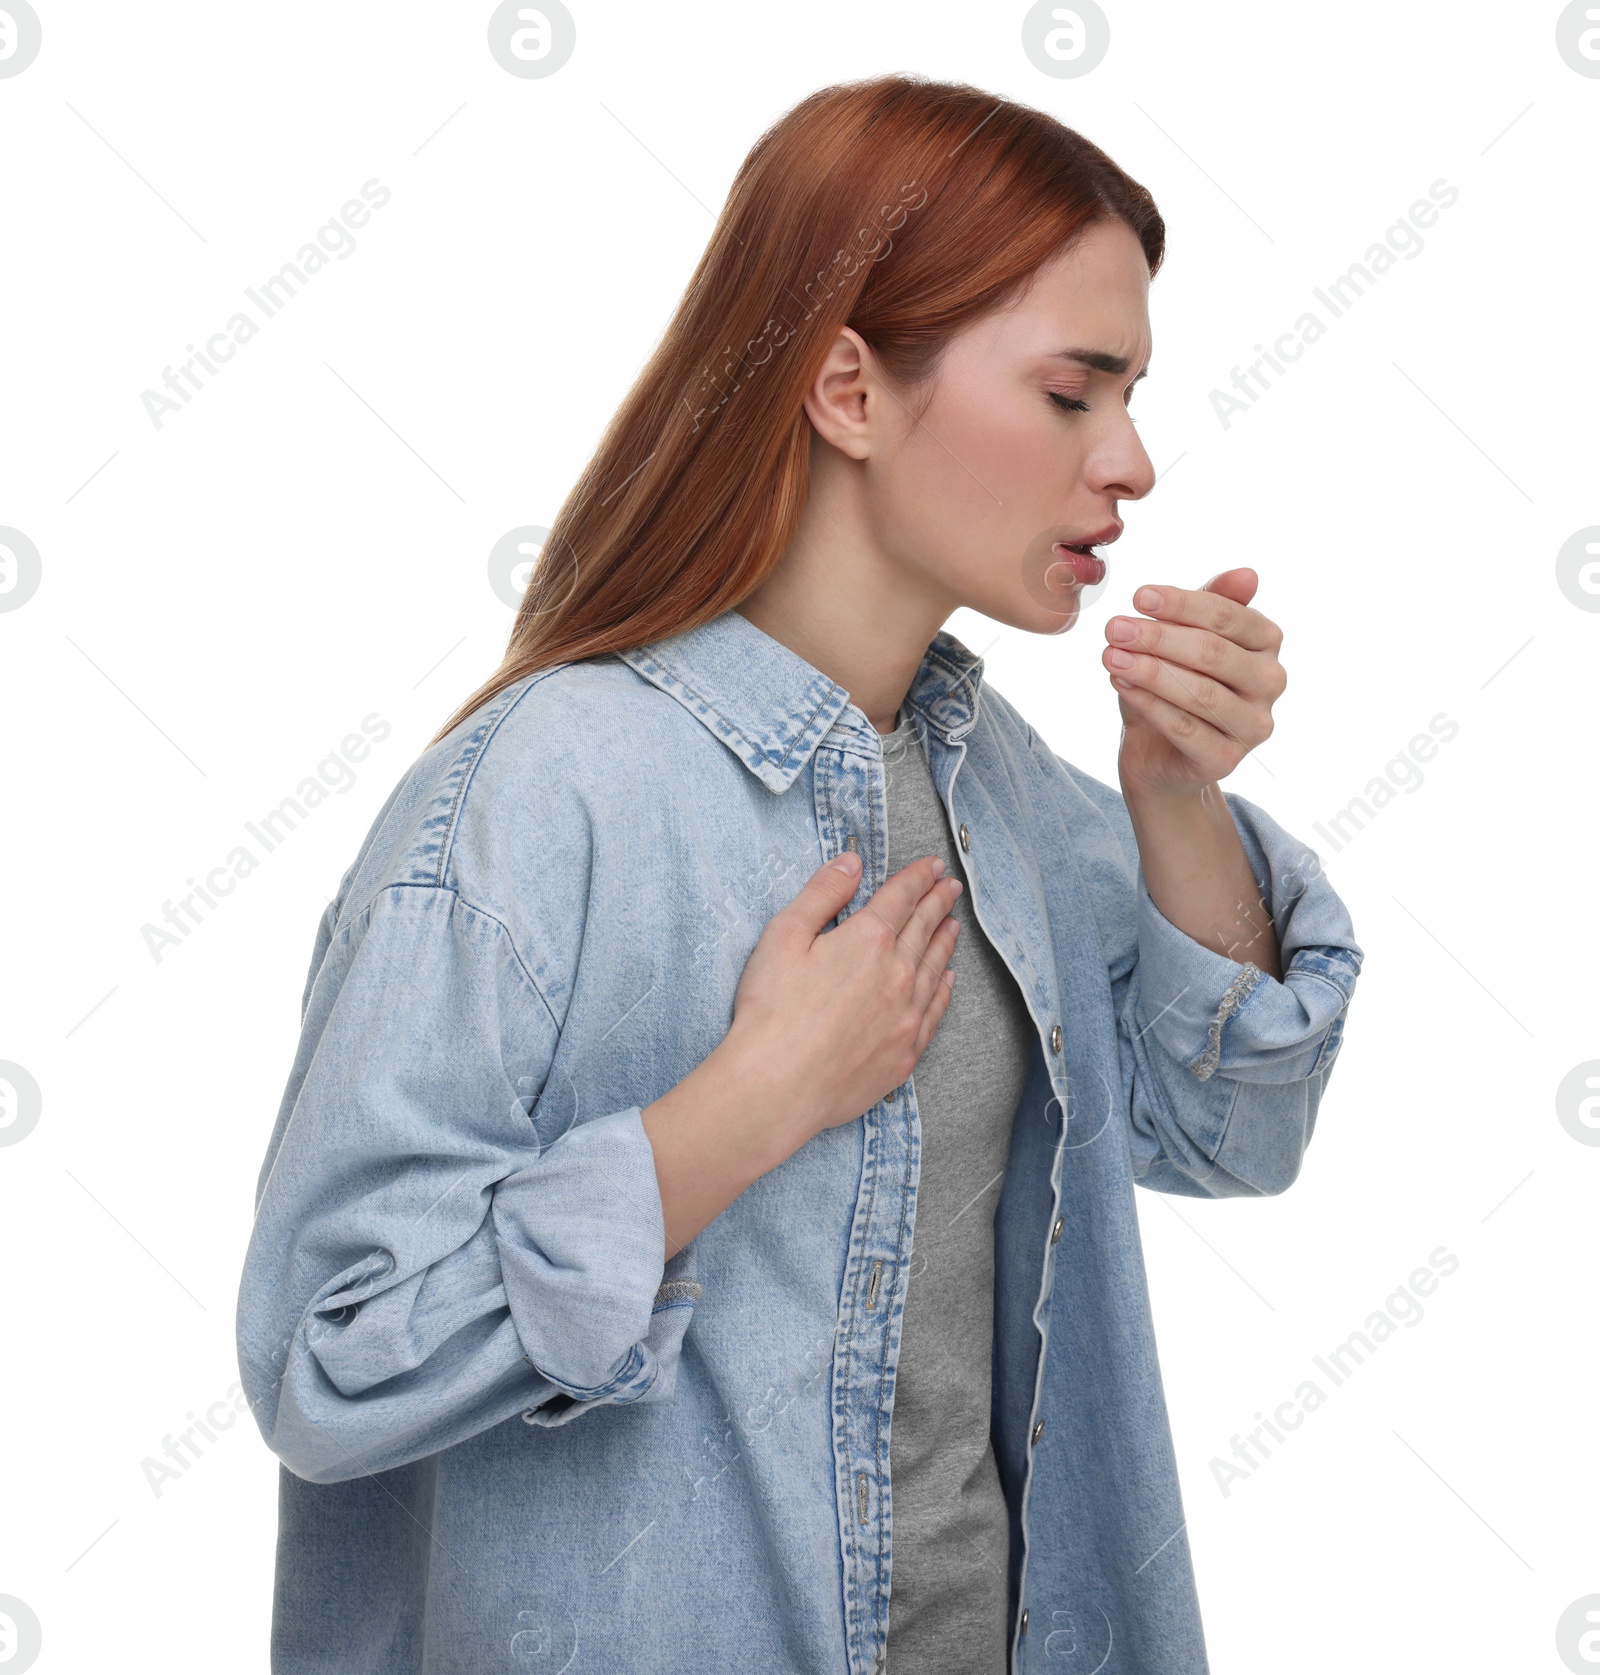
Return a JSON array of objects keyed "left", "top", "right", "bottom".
[{"left": 894, "top": 400, "right": 1062, "bottom": 528}]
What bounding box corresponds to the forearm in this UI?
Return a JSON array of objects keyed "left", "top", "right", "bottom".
[
  {"left": 1124, "top": 782, "right": 1282, "bottom": 981},
  {"left": 640, "top": 1029, "right": 815, "bottom": 1259}
]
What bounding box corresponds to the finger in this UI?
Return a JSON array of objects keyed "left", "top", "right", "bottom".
[
  {"left": 1104, "top": 616, "right": 1277, "bottom": 699},
  {"left": 1111, "top": 652, "right": 1269, "bottom": 751},
  {"left": 913, "top": 962, "right": 958, "bottom": 1057},
  {"left": 898, "top": 874, "right": 963, "bottom": 964},
  {"left": 911, "top": 913, "right": 961, "bottom": 1010},
  {"left": 1130, "top": 583, "right": 1281, "bottom": 654},
  {"left": 1200, "top": 565, "right": 1259, "bottom": 606},
  {"left": 781, "top": 852, "right": 869, "bottom": 940},
  {"left": 857, "top": 854, "right": 949, "bottom": 941},
  {"left": 1111, "top": 676, "right": 1260, "bottom": 772}
]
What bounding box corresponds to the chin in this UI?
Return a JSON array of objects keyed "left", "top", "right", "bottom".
[
  {"left": 1029, "top": 598, "right": 1083, "bottom": 636},
  {"left": 959, "top": 591, "right": 1083, "bottom": 637},
  {"left": 1014, "top": 588, "right": 1086, "bottom": 635}
]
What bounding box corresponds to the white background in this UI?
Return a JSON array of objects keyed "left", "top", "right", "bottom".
[{"left": 1, "top": 2, "right": 1594, "bottom": 1670}]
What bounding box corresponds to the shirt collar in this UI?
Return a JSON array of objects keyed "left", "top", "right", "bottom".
[{"left": 614, "top": 607, "right": 987, "bottom": 794}]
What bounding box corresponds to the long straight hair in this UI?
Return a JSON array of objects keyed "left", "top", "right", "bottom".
[{"left": 430, "top": 74, "right": 1164, "bottom": 745}]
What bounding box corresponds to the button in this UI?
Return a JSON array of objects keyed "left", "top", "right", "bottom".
[
  {"left": 1020, "top": 1608, "right": 1030, "bottom": 1634},
  {"left": 1049, "top": 1023, "right": 1062, "bottom": 1054},
  {"left": 1031, "top": 1419, "right": 1045, "bottom": 1445},
  {"left": 958, "top": 822, "right": 970, "bottom": 852},
  {"left": 1050, "top": 1216, "right": 1064, "bottom": 1244}
]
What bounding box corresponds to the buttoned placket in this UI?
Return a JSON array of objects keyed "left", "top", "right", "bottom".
[
  {"left": 816, "top": 702, "right": 1074, "bottom": 1675},
  {"left": 928, "top": 715, "right": 1073, "bottom": 1675},
  {"left": 814, "top": 710, "right": 916, "bottom": 1675}
]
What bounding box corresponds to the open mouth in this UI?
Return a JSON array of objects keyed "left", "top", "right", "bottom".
[{"left": 1054, "top": 542, "right": 1107, "bottom": 586}]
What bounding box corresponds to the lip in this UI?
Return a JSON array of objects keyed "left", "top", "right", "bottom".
[{"left": 1053, "top": 522, "right": 1120, "bottom": 587}]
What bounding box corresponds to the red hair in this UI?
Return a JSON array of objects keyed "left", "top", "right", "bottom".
[{"left": 431, "top": 73, "right": 1164, "bottom": 744}]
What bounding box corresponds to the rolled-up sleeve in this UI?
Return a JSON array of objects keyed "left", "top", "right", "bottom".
[
  {"left": 1116, "top": 790, "right": 1364, "bottom": 1198},
  {"left": 236, "top": 884, "right": 698, "bottom": 1485}
]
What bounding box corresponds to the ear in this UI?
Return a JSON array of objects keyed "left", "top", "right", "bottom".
[{"left": 802, "top": 326, "right": 879, "bottom": 460}]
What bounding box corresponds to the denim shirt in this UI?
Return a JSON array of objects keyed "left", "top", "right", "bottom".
[{"left": 236, "top": 604, "right": 1363, "bottom": 1675}]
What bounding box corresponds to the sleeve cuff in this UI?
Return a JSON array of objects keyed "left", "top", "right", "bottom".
[
  {"left": 1134, "top": 867, "right": 1267, "bottom": 1081},
  {"left": 491, "top": 1104, "right": 673, "bottom": 1396},
  {"left": 1133, "top": 791, "right": 1364, "bottom": 1085},
  {"left": 519, "top": 1244, "right": 704, "bottom": 1428}
]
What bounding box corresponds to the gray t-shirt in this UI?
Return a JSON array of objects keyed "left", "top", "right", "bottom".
[{"left": 879, "top": 705, "right": 1037, "bottom": 1674}]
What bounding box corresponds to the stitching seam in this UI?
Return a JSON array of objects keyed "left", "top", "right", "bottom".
[
  {"left": 1191, "top": 962, "right": 1265, "bottom": 1082},
  {"left": 433, "top": 667, "right": 570, "bottom": 887},
  {"left": 652, "top": 1279, "right": 703, "bottom": 1307},
  {"left": 321, "top": 884, "right": 560, "bottom": 1035},
  {"left": 625, "top": 646, "right": 838, "bottom": 777}
]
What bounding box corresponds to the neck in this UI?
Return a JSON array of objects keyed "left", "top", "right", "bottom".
[{"left": 736, "top": 444, "right": 954, "bottom": 736}]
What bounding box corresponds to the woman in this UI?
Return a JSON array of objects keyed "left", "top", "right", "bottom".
[{"left": 237, "top": 74, "right": 1363, "bottom": 1675}]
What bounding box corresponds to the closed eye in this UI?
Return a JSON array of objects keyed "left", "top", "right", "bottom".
[{"left": 1048, "top": 392, "right": 1090, "bottom": 414}]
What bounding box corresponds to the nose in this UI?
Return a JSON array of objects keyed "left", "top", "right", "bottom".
[{"left": 1088, "top": 411, "right": 1156, "bottom": 503}]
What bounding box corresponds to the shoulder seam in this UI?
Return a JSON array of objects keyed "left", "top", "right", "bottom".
[
  {"left": 326, "top": 880, "right": 561, "bottom": 1035},
  {"left": 453, "top": 893, "right": 559, "bottom": 1032},
  {"left": 431, "top": 665, "right": 574, "bottom": 889}
]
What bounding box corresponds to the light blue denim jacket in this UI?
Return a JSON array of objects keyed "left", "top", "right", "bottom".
[{"left": 236, "top": 604, "right": 1363, "bottom": 1674}]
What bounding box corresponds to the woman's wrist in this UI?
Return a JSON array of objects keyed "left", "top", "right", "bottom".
[
  {"left": 1122, "top": 779, "right": 1283, "bottom": 979},
  {"left": 712, "top": 1020, "right": 823, "bottom": 1170},
  {"left": 640, "top": 1025, "right": 819, "bottom": 1257}
]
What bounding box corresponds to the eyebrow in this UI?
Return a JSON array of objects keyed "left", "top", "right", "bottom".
[{"left": 1048, "top": 348, "right": 1148, "bottom": 380}]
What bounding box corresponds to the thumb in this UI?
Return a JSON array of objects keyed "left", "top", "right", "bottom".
[
  {"left": 1202, "top": 565, "right": 1259, "bottom": 606},
  {"left": 786, "top": 849, "right": 862, "bottom": 932}
]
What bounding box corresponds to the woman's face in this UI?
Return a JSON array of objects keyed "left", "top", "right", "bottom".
[{"left": 864, "top": 218, "right": 1156, "bottom": 634}]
